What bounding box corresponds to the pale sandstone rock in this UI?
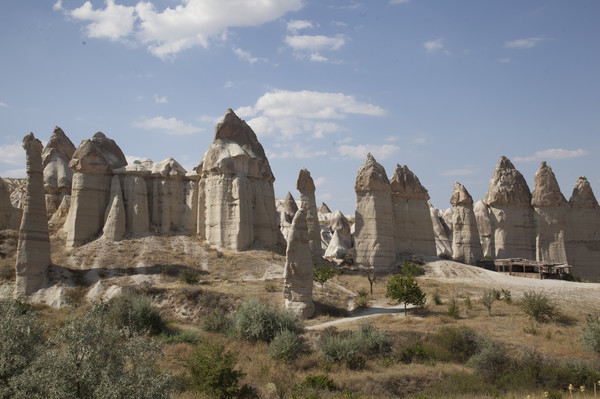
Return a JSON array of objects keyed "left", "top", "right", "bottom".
[
  {"left": 42, "top": 126, "right": 76, "bottom": 216},
  {"left": 532, "top": 162, "right": 568, "bottom": 264},
  {"left": 354, "top": 154, "right": 396, "bottom": 271},
  {"left": 450, "top": 182, "right": 483, "bottom": 265},
  {"left": 49, "top": 195, "right": 70, "bottom": 232},
  {"left": 283, "top": 208, "right": 315, "bottom": 318},
  {"left": 297, "top": 168, "right": 323, "bottom": 263},
  {"left": 182, "top": 172, "right": 200, "bottom": 234},
  {"left": 102, "top": 175, "right": 126, "bottom": 241},
  {"left": 198, "top": 109, "right": 280, "bottom": 250},
  {"left": 318, "top": 202, "right": 332, "bottom": 214},
  {"left": 329, "top": 210, "right": 352, "bottom": 248},
  {"left": 279, "top": 192, "right": 298, "bottom": 241},
  {"left": 114, "top": 161, "right": 150, "bottom": 235},
  {"left": 65, "top": 132, "right": 127, "bottom": 248},
  {"left": 474, "top": 200, "right": 493, "bottom": 258},
  {"left": 0, "top": 179, "right": 22, "bottom": 229},
  {"left": 320, "top": 226, "right": 332, "bottom": 250},
  {"left": 15, "top": 133, "right": 51, "bottom": 296},
  {"left": 389, "top": 164, "right": 436, "bottom": 256},
  {"left": 324, "top": 230, "right": 350, "bottom": 259},
  {"left": 429, "top": 203, "right": 452, "bottom": 258},
  {"left": 442, "top": 208, "right": 454, "bottom": 243},
  {"left": 147, "top": 158, "right": 188, "bottom": 234},
  {"left": 566, "top": 177, "right": 600, "bottom": 280},
  {"left": 484, "top": 156, "right": 535, "bottom": 259}
]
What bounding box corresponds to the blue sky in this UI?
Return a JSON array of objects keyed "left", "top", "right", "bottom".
[{"left": 1, "top": 0, "right": 598, "bottom": 214}]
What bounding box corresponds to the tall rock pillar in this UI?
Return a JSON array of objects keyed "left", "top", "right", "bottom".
[
  {"left": 15, "top": 133, "right": 51, "bottom": 296},
  {"left": 474, "top": 200, "right": 493, "bottom": 258},
  {"left": 450, "top": 182, "right": 483, "bottom": 265},
  {"left": 42, "top": 126, "right": 76, "bottom": 217},
  {"left": 296, "top": 168, "right": 323, "bottom": 264},
  {"left": 484, "top": 156, "right": 535, "bottom": 259},
  {"left": 532, "top": 162, "right": 568, "bottom": 263},
  {"left": 566, "top": 177, "right": 600, "bottom": 281},
  {"left": 354, "top": 154, "right": 396, "bottom": 271}
]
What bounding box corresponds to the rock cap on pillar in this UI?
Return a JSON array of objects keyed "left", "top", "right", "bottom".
[
  {"left": 484, "top": 156, "right": 532, "bottom": 206},
  {"left": 354, "top": 153, "right": 390, "bottom": 192},
  {"left": 532, "top": 162, "right": 568, "bottom": 208}
]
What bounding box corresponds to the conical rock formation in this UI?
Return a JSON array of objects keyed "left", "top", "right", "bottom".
[
  {"left": 324, "top": 230, "right": 350, "bottom": 259},
  {"left": 279, "top": 191, "right": 298, "bottom": 241},
  {"left": 42, "top": 126, "right": 76, "bottom": 216},
  {"left": 474, "top": 200, "right": 492, "bottom": 258},
  {"left": 354, "top": 154, "right": 395, "bottom": 271},
  {"left": 450, "top": 182, "right": 483, "bottom": 265},
  {"left": 329, "top": 210, "right": 352, "bottom": 248},
  {"left": 15, "top": 133, "right": 51, "bottom": 296},
  {"left": 283, "top": 208, "right": 315, "bottom": 319},
  {"left": 102, "top": 175, "right": 126, "bottom": 241},
  {"left": 297, "top": 168, "right": 323, "bottom": 263},
  {"left": 429, "top": 204, "right": 452, "bottom": 258}
]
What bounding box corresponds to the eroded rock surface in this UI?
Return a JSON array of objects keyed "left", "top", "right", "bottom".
[
  {"left": 429, "top": 204, "right": 452, "bottom": 258},
  {"left": 42, "top": 126, "right": 76, "bottom": 216},
  {"left": 297, "top": 168, "right": 323, "bottom": 263},
  {"left": 0, "top": 179, "right": 22, "bottom": 229},
  {"left": 474, "top": 200, "right": 492, "bottom": 258},
  {"left": 283, "top": 208, "right": 315, "bottom": 318},
  {"left": 102, "top": 175, "right": 126, "bottom": 241},
  {"left": 450, "top": 182, "right": 483, "bottom": 265}
]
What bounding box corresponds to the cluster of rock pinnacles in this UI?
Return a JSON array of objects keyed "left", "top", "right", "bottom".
[{"left": 5, "top": 109, "right": 599, "bottom": 317}]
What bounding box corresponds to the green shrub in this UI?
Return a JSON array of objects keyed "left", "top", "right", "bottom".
[
  {"left": 579, "top": 314, "right": 600, "bottom": 354},
  {"left": 398, "top": 341, "right": 428, "bottom": 364},
  {"left": 11, "top": 303, "right": 171, "bottom": 399},
  {"left": 301, "top": 374, "right": 336, "bottom": 391},
  {"left": 313, "top": 265, "right": 337, "bottom": 289},
  {"left": 202, "top": 309, "right": 233, "bottom": 333},
  {"left": 501, "top": 289, "right": 512, "bottom": 303},
  {"left": 386, "top": 274, "right": 426, "bottom": 315},
  {"left": 354, "top": 289, "right": 369, "bottom": 308},
  {"left": 179, "top": 268, "right": 200, "bottom": 284},
  {"left": 264, "top": 281, "right": 278, "bottom": 292},
  {"left": 160, "top": 329, "right": 201, "bottom": 344},
  {"left": 109, "top": 291, "right": 166, "bottom": 335},
  {"left": 320, "top": 322, "right": 390, "bottom": 369},
  {"left": 234, "top": 298, "right": 303, "bottom": 343},
  {"left": 354, "top": 322, "right": 391, "bottom": 357},
  {"left": 401, "top": 261, "right": 425, "bottom": 277},
  {"left": 492, "top": 289, "right": 502, "bottom": 301},
  {"left": 467, "top": 337, "right": 510, "bottom": 380},
  {"left": 433, "top": 291, "right": 442, "bottom": 305},
  {"left": 269, "top": 329, "right": 304, "bottom": 363},
  {"left": 447, "top": 299, "right": 460, "bottom": 319},
  {"left": 184, "top": 341, "right": 245, "bottom": 399},
  {"left": 521, "top": 290, "right": 559, "bottom": 323},
  {"left": 434, "top": 326, "right": 481, "bottom": 363},
  {"left": 464, "top": 297, "right": 472, "bottom": 310},
  {"left": 480, "top": 288, "right": 496, "bottom": 316}
]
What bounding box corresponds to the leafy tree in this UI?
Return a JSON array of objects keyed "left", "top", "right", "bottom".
[
  {"left": 365, "top": 268, "right": 376, "bottom": 295},
  {"left": 521, "top": 290, "right": 559, "bottom": 323},
  {"left": 313, "top": 265, "right": 337, "bottom": 289},
  {"left": 385, "top": 274, "right": 426, "bottom": 315},
  {"left": 400, "top": 261, "right": 425, "bottom": 277},
  {"left": 480, "top": 288, "right": 496, "bottom": 316}
]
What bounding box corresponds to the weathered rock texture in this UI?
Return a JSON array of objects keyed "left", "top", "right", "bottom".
[
  {"left": 566, "top": 177, "right": 600, "bottom": 280},
  {"left": 197, "top": 109, "right": 280, "bottom": 250},
  {"left": 318, "top": 202, "right": 331, "bottom": 214},
  {"left": 114, "top": 161, "right": 150, "bottom": 235},
  {"left": 0, "top": 179, "right": 22, "bottom": 229},
  {"left": 450, "top": 182, "right": 483, "bottom": 265},
  {"left": 442, "top": 208, "right": 454, "bottom": 244},
  {"left": 297, "top": 168, "right": 323, "bottom": 263},
  {"left": 15, "top": 133, "right": 51, "bottom": 296},
  {"left": 354, "top": 154, "right": 396, "bottom": 271},
  {"left": 329, "top": 210, "right": 352, "bottom": 249},
  {"left": 484, "top": 156, "right": 535, "bottom": 259},
  {"left": 532, "top": 162, "right": 568, "bottom": 264},
  {"left": 279, "top": 192, "right": 298, "bottom": 241},
  {"left": 474, "top": 200, "right": 493, "bottom": 258},
  {"left": 64, "top": 132, "right": 127, "bottom": 248},
  {"left": 429, "top": 204, "right": 452, "bottom": 258},
  {"left": 42, "top": 126, "right": 76, "bottom": 216},
  {"left": 102, "top": 175, "right": 126, "bottom": 241},
  {"left": 147, "top": 158, "right": 190, "bottom": 234},
  {"left": 324, "top": 230, "right": 350, "bottom": 259},
  {"left": 390, "top": 164, "right": 436, "bottom": 257},
  {"left": 283, "top": 208, "right": 315, "bottom": 318}
]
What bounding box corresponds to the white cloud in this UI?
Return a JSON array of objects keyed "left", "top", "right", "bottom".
[
  {"left": 390, "top": 0, "right": 410, "bottom": 4},
  {"left": 285, "top": 34, "right": 345, "bottom": 51},
  {"left": 53, "top": 0, "right": 63, "bottom": 11},
  {"left": 310, "top": 53, "right": 328, "bottom": 62},
  {"left": 69, "top": 0, "right": 136, "bottom": 41},
  {"left": 153, "top": 94, "right": 168, "bottom": 104},
  {"left": 0, "top": 142, "right": 25, "bottom": 166},
  {"left": 224, "top": 81, "right": 234, "bottom": 89},
  {"left": 238, "top": 89, "right": 385, "bottom": 140},
  {"left": 314, "top": 177, "right": 328, "bottom": 187},
  {"left": 125, "top": 154, "right": 146, "bottom": 164},
  {"left": 338, "top": 144, "right": 400, "bottom": 160},
  {"left": 62, "top": 0, "right": 303, "bottom": 59},
  {"left": 514, "top": 148, "right": 588, "bottom": 162},
  {"left": 498, "top": 58, "right": 512, "bottom": 63},
  {"left": 287, "top": 20, "right": 313, "bottom": 33},
  {"left": 424, "top": 38, "right": 444, "bottom": 53},
  {"left": 132, "top": 116, "right": 204, "bottom": 135},
  {"left": 441, "top": 167, "right": 477, "bottom": 176},
  {"left": 267, "top": 143, "right": 327, "bottom": 159},
  {"left": 504, "top": 36, "right": 545, "bottom": 49},
  {"left": 0, "top": 102, "right": 8, "bottom": 108},
  {"left": 233, "top": 47, "right": 263, "bottom": 64}
]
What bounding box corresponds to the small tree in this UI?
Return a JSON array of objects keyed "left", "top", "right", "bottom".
[
  {"left": 480, "top": 288, "right": 495, "bottom": 316},
  {"left": 365, "top": 268, "right": 377, "bottom": 295},
  {"left": 313, "top": 265, "right": 337, "bottom": 289},
  {"left": 385, "top": 274, "right": 426, "bottom": 315},
  {"left": 521, "top": 290, "right": 558, "bottom": 323}
]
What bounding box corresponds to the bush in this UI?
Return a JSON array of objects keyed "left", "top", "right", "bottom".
[
  {"left": 320, "top": 322, "right": 390, "bottom": 369},
  {"left": 398, "top": 341, "right": 428, "bottom": 364},
  {"left": 269, "top": 329, "right": 304, "bottom": 363},
  {"left": 521, "top": 290, "right": 559, "bottom": 323},
  {"left": 447, "top": 299, "right": 460, "bottom": 319},
  {"left": 320, "top": 333, "right": 365, "bottom": 370},
  {"left": 202, "top": 309, "right": 233, "bottom": 333},
  {"left": 160, "top": 329, "right": 201, "bottom": 344},
  {"left": 467, "top": 337, "right": 510, "bottom": 380},
  {"left": 480, "top": 288, "right": 495, "bottom": 316},
  {"left": 401, "top": 261, "right": 425, "bottom": 277},
  {"left": 184, "top": 341, "right": 245, "bottom": 398},
  {"left": 501, "top": 289, "right": 512, "bottom": 303},
  {"left": 354, "top": 289, "right": 369, "bottom": 308},
  {"left": 179, "top": 268, "right": 200, "bottom": 284},
  {"left": 386, "top": 274, "right": 426, "bottom": 315},
  {"left": 301, "top": 374, "right": 336, "bottom": 391},
  {"left": 109, "top": 291, "right": 166, "bottom": 335},
  {"left": 234, "top": 298, "right": 303, "bottom": 343},
  {"left": 11, "top": 303, "right": 171, "bottom": 399},
  {"left": 579, "top": 314, "right": 600, "bottom": 354},
  {"left": 433, "top": 291, "right": 442, "bottom": 305},
  {"left": 354, "top": 322, "right": 391, "bottom": 357},
  {"left": 313, "top": 265, "right": 337, "bottom": 289},
  {"left": 264, "top": 281, "right": 278, "bottom": 292},
  {"left": 434, "top": 326, "right": 481, "bottom": 363},
  {"left": 0, "top": 300, "right": 44, "bottom": 388}
]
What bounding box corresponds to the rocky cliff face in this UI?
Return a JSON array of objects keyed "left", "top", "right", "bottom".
[
  {"left": 15, "top": 133, "right": 51, "bottom": 296},
  {"left": 429, "top": 204, "right": 452, "bottom": 258},
  {"left": 198, "top": 109, "right": 280, "bottom": 250},
  {"left": 0, "top": 179, "right": 22, "bottom": 230},
  {"left": 325, "top": 210, "right": 352, "bottom": 259},
  {"left": 450, "top": 182, "right": 483, "bottom": 265},
  {"left": 390, "top": 164, "right": 436, "bottom": 257},
  {"left": 474, "top": 200, "right": 492, "bottom": 258},
  {"left": 484, "top": 156, "right": 535, "bottom": 259},
  {"left": 102, "top": 175, "right": 126, "bottom": 241},
  {"left": 354, "top": 154, "right": 395, "bottom": 271},
  {"left": 42, "top": 126, "right": 76, "bottom": 216},
  {"left": 297, "top": 168, "right": 323, "bottom": 263},
  {"left": 532, "top": 162, "right": 568, "bottom": 264},
  {"left": 64, "top": 132, "right": 127, "bottom": 248},
  {"left": 566, "top": 177, "right": 600, "bottom": 280},
  {"left": 114, "top": 161, "right": 151, "bottom": 235},
  {"left": 279, "top": 191, "right": 298, "bottom": 241},
  {"left": 283, "top": 208, "right": 315, "bottom": 318}
]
